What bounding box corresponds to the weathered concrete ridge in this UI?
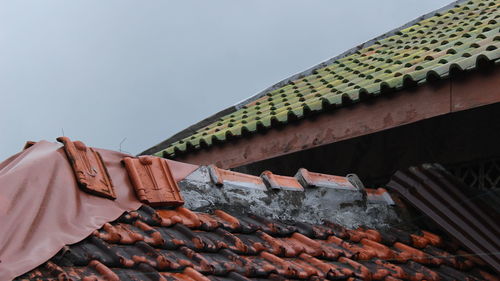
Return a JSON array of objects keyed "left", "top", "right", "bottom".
[{"left": 179, "top": 166, "right": 399, "bottom": 230}]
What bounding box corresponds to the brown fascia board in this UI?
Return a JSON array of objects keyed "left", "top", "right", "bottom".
[
  {"left": 173, "top": 68, "right": 500, "bottom": 169},
  {"left": 139, "top": 0, "right": 467, "bottom": 157}
]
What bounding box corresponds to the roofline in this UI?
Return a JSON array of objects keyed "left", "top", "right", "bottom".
[
  {"left": 139, "top": 0, "right": 467, "bottom": 156},
  {"left": 168, "top": 69, "right": 500, "bottom": 168}
]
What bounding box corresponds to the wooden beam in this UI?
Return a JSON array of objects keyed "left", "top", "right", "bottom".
[{"left": 176, "top": 70, "right": 500, "bottom": 169}]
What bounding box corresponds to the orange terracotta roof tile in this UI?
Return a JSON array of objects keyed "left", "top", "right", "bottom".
[
  {"left": 421, "top": 230, "right": 443, "bottom": 246},
  {"left": 17, "top": 203, "right": 495, "bottom": 280},
  {"left": 57, "top": 136, "right": 117, "bottom": 199},
  {"left": 208, "top": 165, "right": 266, "bottom": 190},
  {"left": 157, "top": 207, "right": 202, "bottom": 228},
  {"left": 296, "top": 168, "right": 357, "bottom": 190},
  {"left": 388, "top": 163, "right": 500, "bottom": 272},
  {"left": 123, "top": 156, "right": 184, "bottom": 206},
  {"left": 6, "top": 138, "right": 498, "bottom": 280},
  {"left": 261, "top": 170, "right": 304, "bottom": 191}
]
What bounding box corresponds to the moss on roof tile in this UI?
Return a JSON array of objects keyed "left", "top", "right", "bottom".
[{"left": 158, "top": 0, "right": 500, "bottom": 158}]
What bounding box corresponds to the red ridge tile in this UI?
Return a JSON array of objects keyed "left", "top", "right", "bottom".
[
  {"left": 313, "top": 240, "right": 346, "bottom": 260},
  {"left": 213, "top": 210, "right": 241, "bottom": 230},
  {"left": 347, "top": 229, "right": 368, "bottom": 242},
  {"left": 299, "top": 253, "right": 354, "bottom": 278},
  {"left": 365, "top": 188, "right": 395, "bottom": 205},
  {"left": 296, "top": 168, "right": 356, "bottom": 190},
  {"left": 348, "top": 228, "right": 382, "bottom": 243},
  {"left": 158, "top": 207, "right": 201, "bottom": 228},
  {"left": 261, "top": 170, "right": 304, "bottom": 191},
  {"left": 394, "top": 242, "right": 442, "bottom": 265},
  {"left": 363, "top": 229, "right": 383, "bottom": 243},
  {"left": 259, "top": 231, "right": 299, "bottom": 257},
  {"left": 286, "top": 257, "right": 323, "bottom": 278},
  {"left": 57, "top": 136, "right": 116, "bottom": 199},
  {"left": 237, "top": 255, "right": 277, "bottom": 276},
  {"left": 410, "top": 234, "right": 430, "bottom": 248},
  {"left": 374, "top": 259, "right": 409, "bottom": 280},
  {"left": 96, "top": 223, "right": 144, "bottom": 244},
  {"left": 123, "top": 156, "right": 184, "bottom": 206},
  {"left": 260, "top": 252, "right": 314, "bottom": 278},
  {"left": 234, "top": 233, "right": 270, "bottom": 254},
  {"left": 196, "top": 213, "right": 221, "bottom": 230},
  {"left": 133, "top": 220, "right": 165, "bottom": 246},
  {"left": 339, "top": 257, "right": 372, "bottom": 280},
  {"left": 421, "top": 230, "right": 442, "bottom": 246},
  {"left": 360, "top": 238, "right": 395, "bottom": 260},
  {"left": 208, "top": 165, "right": 266, "bottom": 189},
  {"left": 212, "top": 229, "right": 250, "bottom": 254},
  {"left": 89, "top": 260, "right": 119, "bottom": 281},
  {"left": 181, "top": 267, "right": 211, "bottom": 281},
  {"left": 283, "top": 233, "right": 323, "bottom": 257},
  {"left": 92, "top": 223, "right": 120, "bottom": 243},
  {"left": 179, "top": 248, "right": 214, "bottom": 274},
  {"left": 327, "top": 236, "right": 374, "bottom": 260}
]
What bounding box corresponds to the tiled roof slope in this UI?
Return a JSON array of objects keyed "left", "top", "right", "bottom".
[
  {"left": 155, "top": 0, "right": 500, "bottom": 158},
  {"left": 17, "top": 205, "right": 499, "bottom": 281}
]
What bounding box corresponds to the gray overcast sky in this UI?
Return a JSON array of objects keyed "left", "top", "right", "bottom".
[{"left": 0, "top": 0, "right": 452, "bottom": 160}]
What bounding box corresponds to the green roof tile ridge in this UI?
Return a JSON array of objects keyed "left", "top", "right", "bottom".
[
  {"left": 141, "top": 0, "right": 499, "bottom": 157},
  {"left": 231, "top": 0, "right": 472, "bottom": 110}
]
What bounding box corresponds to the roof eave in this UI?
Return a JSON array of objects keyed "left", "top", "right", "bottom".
[{"left": 140, "top": 0, "right": 468, "bottom": 156}]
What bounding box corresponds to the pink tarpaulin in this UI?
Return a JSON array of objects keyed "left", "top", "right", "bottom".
[{"left": 0, "top": 141, "right": 144, "bottom": 280}]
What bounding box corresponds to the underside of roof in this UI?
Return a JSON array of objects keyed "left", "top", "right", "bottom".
[
  {"left": 388, "top": 164, "right": 500, "bottom": 273},
  {"left": 142, "top": 0, "right": 500, "bottom": 159}
]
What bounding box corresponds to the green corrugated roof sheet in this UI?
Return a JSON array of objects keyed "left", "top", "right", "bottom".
[{"left": 156, "top": 0, "right": 500, "bottom": 158}]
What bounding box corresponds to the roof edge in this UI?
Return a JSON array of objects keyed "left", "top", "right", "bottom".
[
  {"left": 139, "top": 0, "right": 467, "bottom": 156},
  {"left": 139, "top": 106, "right": 236, "bottom": 156}
]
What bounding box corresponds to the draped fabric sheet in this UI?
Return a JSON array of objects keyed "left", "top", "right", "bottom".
[{"left": 0, "top": 141, "right": 197, "bottom": 280}]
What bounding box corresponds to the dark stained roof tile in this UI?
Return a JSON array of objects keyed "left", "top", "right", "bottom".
[
  {"left": 157, "top": 207, "right": 202, "bottom": 228},
  {"left": 293, "top": 222, "right": 335, "bottom": 240},
  {"left": 18, "top": 202, "right": 494, "bottom": 280},
  {"left": 388, "top": 163, "right": 500, "bottom": 272},
  {"left": 14, "top": 160, "right": 498, "bottom": 280}
]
